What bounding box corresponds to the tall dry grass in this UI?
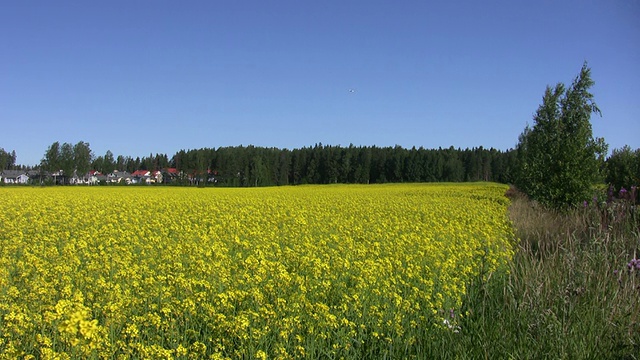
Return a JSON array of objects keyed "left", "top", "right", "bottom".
[{"left": 433, "top": 188, "right": 640, "bottom": 359}]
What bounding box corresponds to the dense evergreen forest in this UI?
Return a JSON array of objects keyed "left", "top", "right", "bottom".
[
  {"left": 166, "top": 145, "right": 518, "bottom": 186},
  {"left": 2, "top": 143, "right": 638, "bottom": 191},
  {"left": 3, "top": 144, "right": 517, "bottom": 186}
]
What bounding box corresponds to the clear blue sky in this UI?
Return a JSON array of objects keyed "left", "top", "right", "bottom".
[{"left": 1, "top": 1, "right": 638, "bottom": 166}]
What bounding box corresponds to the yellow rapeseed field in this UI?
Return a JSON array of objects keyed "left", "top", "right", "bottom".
[{"left": 0, "top": 183, "right": 514, "bottom": 359}]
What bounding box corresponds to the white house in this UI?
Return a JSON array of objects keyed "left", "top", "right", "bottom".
[
  {"left": 1, "top": 170, "right": 30, "bottom": 184},
  {"left": 107, "top": 170, "right": 132, "bottom": 184},
  {"left": 131, "top": 170, "right": 154, "bottom": 184}
]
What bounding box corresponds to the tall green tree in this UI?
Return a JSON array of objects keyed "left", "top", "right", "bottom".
[
  {"left": 0, "top": 148, "right": 17, "bottom": 170},
  {"left": 73, "top": 141, "right": 93, "bottom": 177},
  {"left": 59, "top": 143, "right": 75, "bottom": 184},
  {"left": 515, "top": 63, "right": 607, "bottom": 208},
  {"left": 41, "top": 142, "right": 61, "bottom": 172},
  {"left": 103, "top": 150, "right": 116, "bottom": 173},
  {"left": 116, "top": 155, "right": 126, "bottom": 172}
]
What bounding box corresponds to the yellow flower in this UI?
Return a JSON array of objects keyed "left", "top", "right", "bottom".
[{"left": 0, "top": 184, "right": 513, "bottom": 357}]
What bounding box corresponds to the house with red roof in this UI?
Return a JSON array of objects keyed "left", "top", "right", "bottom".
[
  {"left": 161, "top": 168, "right": 180, "bottom": 183},
  {"left": 151, "top": 170, "right": 162, "bottom": 183},
  {"left": 129, "top": 169, "right": 163, "bottom": 184},
  {"left": 131, "top": 170, "right": 151, "bottom": 184}
]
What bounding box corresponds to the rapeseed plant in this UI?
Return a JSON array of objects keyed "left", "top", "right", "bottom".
[{"left": 0, "top": 183, "right": 514, "bottom": 358}]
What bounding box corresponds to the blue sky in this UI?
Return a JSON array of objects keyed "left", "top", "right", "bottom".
[{"left": 1, "top": 1, "right": 638, "bottom": 166}]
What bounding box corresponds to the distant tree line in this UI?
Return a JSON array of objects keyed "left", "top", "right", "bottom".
[
  {"left": 91, "top": 151, "right": 171, "bottom": 175},
  {"left": 1, "top": 140, "right": 638, "bottom": 192},
  {"left": 28, "top": 141, "right": 519, "bottom": 186},
  {"left": 87, "top": 143, "right": 638, "bottom": 191},
  {"left": 169, "top": 144, "right": 519, "bottom": 186}
]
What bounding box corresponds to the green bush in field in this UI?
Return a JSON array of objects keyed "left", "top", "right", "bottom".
[{"left": 606, "top": 145, "right": 640, "bottom": 196}]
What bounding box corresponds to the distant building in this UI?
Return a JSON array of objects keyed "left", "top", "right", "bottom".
[{"left": 1, "top": 170, "right": 30, "bottom": 184}]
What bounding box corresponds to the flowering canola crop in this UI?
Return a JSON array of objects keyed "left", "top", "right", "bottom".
[{"left": 0, "top": 183, "right": 514, "bottom": 359}]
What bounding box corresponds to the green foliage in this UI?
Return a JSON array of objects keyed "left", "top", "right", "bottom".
[
  {"left": 60, "top": 143, "right": 75, "bottom": 183},
  {"left": 516, "top": 63, "right": 608, "bottom": 208},
  {"left": 0, "top": 147, "right": 17, "bottom": 170},
  {"left": 33, "top": 143, "right": 521, "bottom": 187},
  {"left": 167, "top": 144, "right": 517, "bottom": 187},
  {"left": 606, "top": 145, "right": 640, "bottom": 192},
  {"left": 41, "top": 141, "right": 61, "bottom": 172},
  {"left": 73, "top": 141, "right": 93, "bottom": 176},
  {"left": 92, "top": 150, "right": 117, "bottom": 174},
  {"left": 41, "top": 141, "right": 94, "bottom": 183}
]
